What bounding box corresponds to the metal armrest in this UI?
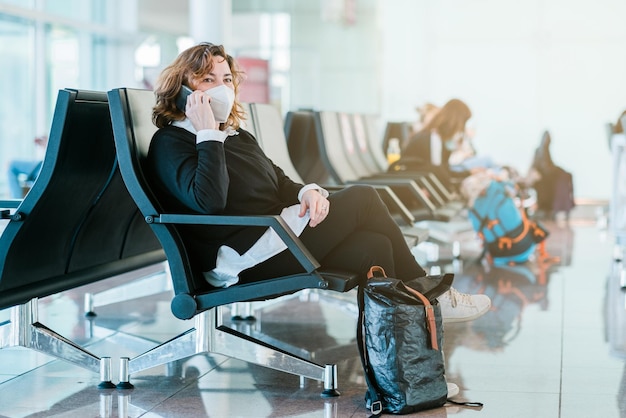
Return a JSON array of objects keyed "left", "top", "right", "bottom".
[
  {"left": 152, "top": 212, "right": 319, "bottom": 272},
  {"left": 0, "top": 199, "right": 22, "bottom": 209}
]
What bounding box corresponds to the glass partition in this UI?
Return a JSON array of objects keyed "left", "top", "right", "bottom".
[
  {"left": 0, "top": 0, "right": 151, "bottom": 197},
  {"left": 0, "top": 15, "right": 35, "bottom": 197}
]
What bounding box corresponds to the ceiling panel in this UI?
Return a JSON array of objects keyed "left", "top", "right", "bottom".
[{"left": 137, "top": 0, "right": 189, "bottom": 35}]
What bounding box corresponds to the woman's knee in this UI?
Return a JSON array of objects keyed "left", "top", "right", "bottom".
[
  {"left": 331, "top": 184, "right": 380, "bottom": 207},
  {"left": 321, "top": 231, "right": 395, "bottom": 276}
]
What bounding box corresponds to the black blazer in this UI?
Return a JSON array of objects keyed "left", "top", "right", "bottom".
[{"left": 148, "top": 126, "right": 303, "bottom": 272}]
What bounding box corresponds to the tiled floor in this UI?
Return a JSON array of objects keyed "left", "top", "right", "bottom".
[{"left": 1, "top": 205, "right": 625, "bottom": 417}]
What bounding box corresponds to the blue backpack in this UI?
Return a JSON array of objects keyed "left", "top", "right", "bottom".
[{"left": 468, "top": 181, "right": 548, "bottom": 265}]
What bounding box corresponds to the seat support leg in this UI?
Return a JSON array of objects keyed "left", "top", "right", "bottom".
[
  {"left": 0, "top": 299, "right": 114, "bottom": 388},
  {"left": 122, "top": 307, "right": 340, "bottom": 396}
]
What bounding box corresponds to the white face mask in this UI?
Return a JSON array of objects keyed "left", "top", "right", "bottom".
[
  {"left": 204, "top": 85, "right": 235, "bottom": 123},
  {"left": 444, "top": 131, "right": 464, "bottom": 151},
  {"left": 444, "top": 139, "right": 457, "bottom": 151}
]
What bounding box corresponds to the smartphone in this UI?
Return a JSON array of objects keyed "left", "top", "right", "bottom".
[{"left": 175, "top": 85, "right": 193, "bottom": 112}]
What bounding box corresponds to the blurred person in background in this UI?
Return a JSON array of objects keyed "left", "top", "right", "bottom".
[{"left": 7, "top": 135, "right": 47, "bottom": 198}]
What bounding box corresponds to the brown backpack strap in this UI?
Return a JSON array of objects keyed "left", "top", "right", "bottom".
[
  {"left": 402, "top": 285, "right": 439, "bottom": 351},
  {"left": 367, "top": 265, "right": 386, "bottom": 279}
]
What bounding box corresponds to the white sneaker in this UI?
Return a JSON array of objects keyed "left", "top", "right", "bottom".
[
  {"left": 438, "top": 287, "right": 491, "bottom": 323},
  {"left": 446, "top": 382, "right": 459, "bottom": 398}
]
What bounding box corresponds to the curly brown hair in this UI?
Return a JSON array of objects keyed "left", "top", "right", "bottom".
[{"left": 152, "top": 42, "right": 245, "bottom": 130}]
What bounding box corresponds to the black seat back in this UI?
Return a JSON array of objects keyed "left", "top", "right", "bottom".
[
  {"left": 0, "top": 89, "right": 164, "bottom": 310},
  {"left": 107, "top": 88, "right": 203, "bottom": 298},
  {"left": 361, "top": 114, "right": 388, "bottom": 172},
  {"left": 350, "top": 113, "right": 387, "bottom": 174},
  {"left": 249, "top": 103, "right": 304, "bottom": 182},
  {"left": 313, "top": 110, "right": 363, "bottom": 184},
  {"left": 337, "top": 112, "right": 378, "bottom": 178},
  {"left": 285, "top": 110, "right": 335, "bottom": 185},
  {"left": 109, "top": 89, "right": 361, "bottom": 320}
]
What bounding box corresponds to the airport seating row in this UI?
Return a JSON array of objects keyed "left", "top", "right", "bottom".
[
  {"left": 248, "top": 103, "right": 429, "bottom": 246},
  {"left": 283, "top": 108, "right": 476, "bottom": 249},
  {"left": 0, "top": 89, "right": 479, "bottom": 393},
  {"left": 0, "top": 88, "right": 359, "bottom": 395},
  {"left": 285, "top": 110, "right": 464, "bottom": 222}
]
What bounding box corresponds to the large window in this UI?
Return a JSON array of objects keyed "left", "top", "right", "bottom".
[
  {"left": 0, "top": 0, "right": 162, "bottom": 198},
  {"left": 0, "top": 14, "right": 35, "bottom": 195}
]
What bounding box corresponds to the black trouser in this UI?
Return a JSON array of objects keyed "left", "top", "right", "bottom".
[{"left": 239, "top": 185, "right": 426, "bottom": 283}]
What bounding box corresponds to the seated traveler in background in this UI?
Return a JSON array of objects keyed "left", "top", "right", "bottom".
[
  {"left": 7, "top": 135, "right": 48, "bottom": 198},
  {"left": 448, "top": 117, "right": 498, "bottom": 173},
  {"left": 402, "top": 99, "right": 481, "bottom": 188},
  {"left": 147, "top": 42, "right": 491, "bottom": 323}
]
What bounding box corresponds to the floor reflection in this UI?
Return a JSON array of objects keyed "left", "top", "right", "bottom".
[
  {"left": 4, "top": 210, "right": 626, "bottom": 417},
  {"left": 606, "top": 249, "right": 626, "bottom": 418},
  {"left": 606, "top": 254, "right": 626, "bottom": 361},
  {"left": 440, "top": 221, "right": 568, "bottom": 355},
  {"left": 461, "top": 263, "right": 549, "bottom": 351}
]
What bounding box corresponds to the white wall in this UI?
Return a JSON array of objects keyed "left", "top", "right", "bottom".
[
  {"left": 380, "top": 0, "right": 626, "bottom": 200},
  {"left": 288, "top": 1, "right": 380, "bottom": 114},
  {"left": 229, "top": 0, "right": 625, "bottom": 199}
]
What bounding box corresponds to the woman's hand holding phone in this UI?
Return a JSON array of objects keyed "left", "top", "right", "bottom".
[{"left": 182, "top": 88, "right": 219, "bottom": 131}]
